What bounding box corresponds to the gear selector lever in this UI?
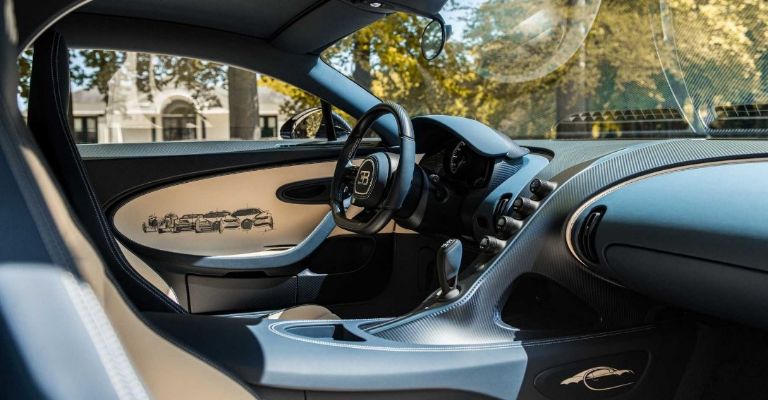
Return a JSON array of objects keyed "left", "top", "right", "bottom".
[{"left": 436, "top": 239, "right": 462, "bottom": 301}]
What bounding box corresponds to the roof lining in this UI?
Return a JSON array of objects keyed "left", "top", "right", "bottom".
[{"left": 267, "top": 0, "right": 330, "bottom": 42}]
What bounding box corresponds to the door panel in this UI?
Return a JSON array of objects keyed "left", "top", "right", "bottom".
[
  {"left": 79, "top": 142, "right": 431, "bottom": 316},
  {"left": 90, "top": 149, "right": 407, "bottom": 315},
  {"left": 113, "top": 161, "right": 336, "bottom": 256}
]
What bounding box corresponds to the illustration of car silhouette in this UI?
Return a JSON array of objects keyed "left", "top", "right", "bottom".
[
  {"left": 175, "top": 214, "right": 203, "bottom": 232},
  {"left": 157, "top": 213, "right": 179, "bottom": 233},
  {"left": 195, "top": 211, "right": 231, "bottom": 233},
  {"left": 142, "top": 214, "right": 159, "bottom": 233},
  {"left": 218, "top": 212, "right": 241, "bottom": 231},
  {"left": 232, "top": 208, "right": 274, "bottom": 231}
]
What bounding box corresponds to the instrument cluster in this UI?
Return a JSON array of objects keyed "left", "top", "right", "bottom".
[{"left": 419, "top": 139, "right": 491, "bottom": 190}]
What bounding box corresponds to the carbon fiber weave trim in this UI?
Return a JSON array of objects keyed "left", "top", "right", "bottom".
[{"left": 372, "top": 139, "right": 768, "bottom": 344}]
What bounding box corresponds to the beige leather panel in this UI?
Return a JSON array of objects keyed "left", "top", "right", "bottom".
[
  {"left": 103, "top": 283, "right": 253, "bottom": 400},
  {"left": 114, "top": 161, "right": 336, "bottom": 256},
  {"left": 117, "top": 241, "right": 179, "bottom": 303},
  {"left": 267, "top": 304, "right": 340, "bottom": 320},
  {"left": 20, "top": 148, "right": 254, "bottom": 399}
]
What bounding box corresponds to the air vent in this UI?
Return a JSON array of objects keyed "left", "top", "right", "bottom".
[
  {"left": 710, "top": 104, "right": 768, "bottom": 130},
  {"left": 556, "top": 108, "right": 690, "bottom": 138},
  {"left": 493, "top": 194, "right": 512, "bottom": 219},
  {"left": 577, "top": 206, "right": 606, "bottom": 263}
]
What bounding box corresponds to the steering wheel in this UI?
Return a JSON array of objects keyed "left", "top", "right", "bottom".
[{"left": 330, "top": 102, "right": 415, "bottom": 235}]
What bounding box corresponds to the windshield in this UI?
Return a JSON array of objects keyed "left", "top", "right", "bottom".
[{"left": 324, "top": 0, "right": 768, "bottom": 139}]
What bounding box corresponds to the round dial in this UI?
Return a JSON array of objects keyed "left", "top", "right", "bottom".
[{"left": 449, "top": 141, "right": 469, "bottom": 174}]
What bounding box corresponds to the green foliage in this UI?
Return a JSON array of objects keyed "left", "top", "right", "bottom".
[
  {"left": 17, "top": 49, "right": 33, "bottom": 102},
  {"left": 69, "top": 50, "right": 126, "bottom": 103},
  {"left": 260, "top": 75, "right": 320, "bottom": 115}
]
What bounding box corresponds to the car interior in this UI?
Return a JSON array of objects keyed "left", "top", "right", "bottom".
[{"left": 4, "top": 0, "right": 768, "bottom": 399}]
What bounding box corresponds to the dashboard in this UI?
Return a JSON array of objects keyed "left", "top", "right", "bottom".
[
  {"left": 404, "top": 115, "right": 546, "bottom": 241},
  {"left": 418, "top": 139, "right": 492, "bottom": 191},
  {"left": 405, "top": 123, "right": 768, "bottom": 336}
]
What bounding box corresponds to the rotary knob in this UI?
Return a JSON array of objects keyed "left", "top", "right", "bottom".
[
  {"left": 479, "top": 235, "right": 506, "bottom": 254},
  {"left": 512, "top": 197, "right": 539, "bottom": 217},
  {"left": 495, "top": 215, "right": 523, "bottom": 237},
  {"left": 529, "top": 178, "right": 557, "bottom": 198}
]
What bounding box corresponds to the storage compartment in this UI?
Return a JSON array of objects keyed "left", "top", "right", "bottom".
[
  {"left": 187, "top": 274, "right": 296, "bottom": 313},
  {"left": 306, "top": 236, "right": 376, "bottom": 274},
  {"left": 606, "top": 245, "right": 768, "bottom": 329},
  {"left": 501, "top": 274, "right": 600, "bottom": 338},
  {"left": 285, "top": 324, "right": 366, "bottom": 342}
]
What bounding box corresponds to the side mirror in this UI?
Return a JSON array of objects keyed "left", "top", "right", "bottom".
[
  {"left": 279, "top": 107, "right": 353, "bottom": 140},
  {"left": 421, "top": 16, "right": 450, "bottom": 60}
]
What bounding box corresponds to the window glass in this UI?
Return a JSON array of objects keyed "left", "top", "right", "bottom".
[
  {"left": 72, "top": 116, "right": 99, "bottom": 143},
  {"left": 260, "top": 115, "right": 277, "bottom": 138},
  {"left": 18, "top": 49, "right": 337, "bottom": 144}
]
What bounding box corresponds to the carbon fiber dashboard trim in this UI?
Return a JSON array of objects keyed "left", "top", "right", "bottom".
[{"left": 371, "top": 139, "right": 768, "bottom": 344}]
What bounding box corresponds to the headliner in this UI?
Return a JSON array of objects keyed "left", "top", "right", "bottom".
[
  {"left": 74, "top": 0, "right": 388, "bottom": 54},
  {"left": 17, "top": 0, "right": 447, "bottom": 54},
  {"left": 79, "top": 0, "right": 320, "bottom": 41}
]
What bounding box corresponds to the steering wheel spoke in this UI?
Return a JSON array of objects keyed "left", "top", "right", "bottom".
[
  {"left": 351, "top": 207, "right": 378, "bottom": 223},
  {"left": 343, "top": 163, "right": 359, "bottom": 185}
]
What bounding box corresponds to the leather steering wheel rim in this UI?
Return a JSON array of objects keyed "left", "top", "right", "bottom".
[{"left": 330, "top": 102, "right": 415, "bottom": 235}]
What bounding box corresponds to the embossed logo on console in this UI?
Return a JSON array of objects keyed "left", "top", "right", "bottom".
[{"left": 560, "top": 366, "right": 636, "bottom": 391}]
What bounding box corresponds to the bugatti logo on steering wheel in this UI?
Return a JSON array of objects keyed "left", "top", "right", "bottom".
[
  {"left": 354, "top": 158, "right": 377, "bottom": 197},
  {"left": 357, "top": 170, "right": 371, "bottom": 186}
]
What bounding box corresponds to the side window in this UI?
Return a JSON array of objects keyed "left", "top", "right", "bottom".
[{"left": 18, "top": 49, "right": 348, "bottom": 144}]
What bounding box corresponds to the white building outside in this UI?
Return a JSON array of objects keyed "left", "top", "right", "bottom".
[{"left": 70, "top": 52, "right": 290, "bottom": 144}]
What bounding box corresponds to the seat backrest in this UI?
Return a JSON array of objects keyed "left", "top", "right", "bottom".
[
  {"left": 26, "top": 30, "right": 184, "bottom": 314},
  {"left": 0, "top": 1, "right": 255, "bottom": 398},
  {"left": 0, "top": 263, "right": 151, "bottom": 400}
]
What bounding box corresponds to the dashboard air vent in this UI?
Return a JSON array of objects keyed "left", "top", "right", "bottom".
[
  {"left": 710, "top": 104, "right": 768, "bottom": 129},
  {"left": 556, "top": 108, "right": 690, "bottom": 138},
  {"left": 577, "top": 206, "right": 605, "bottom": 263}
]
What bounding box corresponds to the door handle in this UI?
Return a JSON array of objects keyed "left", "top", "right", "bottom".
[{"left": 276, "top": 178, "right": 332, "bottom": 205}]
